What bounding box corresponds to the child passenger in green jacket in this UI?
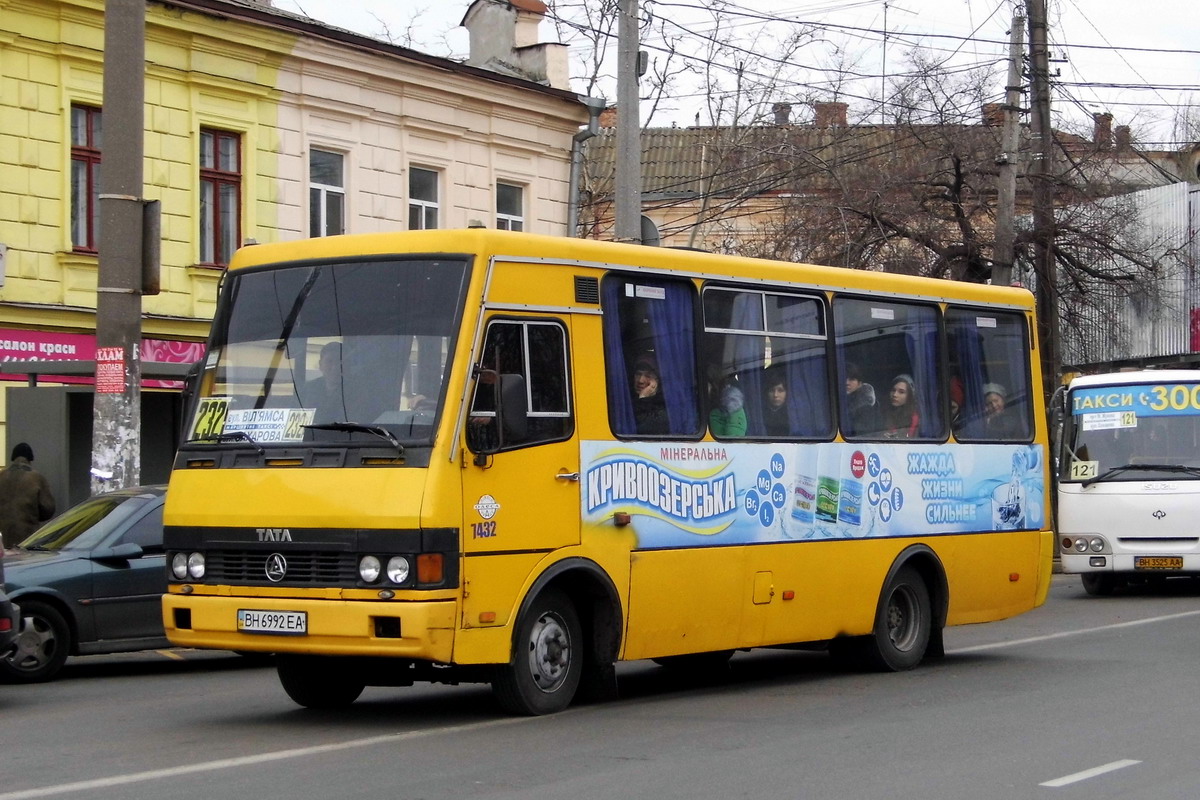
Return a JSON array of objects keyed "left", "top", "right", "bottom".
[{"left": 709, "top": 380, "right": 747, "bottom": 437}]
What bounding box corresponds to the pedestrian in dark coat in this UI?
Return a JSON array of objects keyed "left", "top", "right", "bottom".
[{"left": 0, "top": 443, "right": 56, "bottom": 548}]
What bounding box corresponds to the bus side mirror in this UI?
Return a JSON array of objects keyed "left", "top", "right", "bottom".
[
  {"left": 466, "top": 370, "right": 528, "bottom": 462},
  {"left": 498, "top": 373, "right": 529, "bottom": 443}
]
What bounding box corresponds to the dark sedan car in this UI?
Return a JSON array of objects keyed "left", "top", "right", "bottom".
[
  {"left": 0, "top": 553, "right": 17, "bottom": 656},
  {"left": 1, "top": 485, "right": 169, "bottom": 683}
]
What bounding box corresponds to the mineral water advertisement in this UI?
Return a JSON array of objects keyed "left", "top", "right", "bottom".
[{"left": 581, "top": 441, "right": 1045, "bottom": 548}]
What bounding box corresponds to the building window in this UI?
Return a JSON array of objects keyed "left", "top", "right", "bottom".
[
  {"left": 199, "top": 129, "right": 242, "bottom": 266},
  {"left": 309, "top": 149, "right": 345, "bottom": 237},
  {"left": 70, "top": 105, "right": 102, "bottom": 251},
  {"left": 408, "top": 167, "right": 439, "bottom": 230},
  {"left": 496, "top": 183, "right": 524, "bottom": 231}
]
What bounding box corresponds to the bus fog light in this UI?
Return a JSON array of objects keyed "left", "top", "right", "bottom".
[
  {"left": 359, "top": 555, "right": 382, "bottom": 583},
  {"left": 171, "top": 552, "right": 189, "bottom": 580},
  {"left": 1089, "top": 537, "right": 1105, "bottom": 552},
  {"left": 187, "top": 552, "right": 206, "bottom": 579},
  {"left": 386, "top": 556, "right": 410, "bottom": 584},
  {"left": 1090, "top": 557, "right": 1107, "bottom": 567},
  {"left": 1074, "top": 538, "right": 1089, "bottom": 553}
]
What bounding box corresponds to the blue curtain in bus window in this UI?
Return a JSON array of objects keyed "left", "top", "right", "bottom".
[
  {"left": 647, "top": 281, "right": 700, "bottom": 434},
  {"left": 951, "top": 328, "right": 987, "bottom": 438},
  {"left": 902, "top": 309, "right": 942, "bottom": 438},
  {"left": 732, "top": 294, "right": 766, "bottom": 435},
  {"left": 601, "top": 278, "right": 699, "bottom": 436},
  {"left": 602, "top": 282, "right": 638, "bottom": 436},
  {"left": 788, "top": 346, "right": 832, "bottom": 436}
]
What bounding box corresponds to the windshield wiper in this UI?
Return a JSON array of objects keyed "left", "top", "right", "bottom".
[
  {"left": 187, "top": 430, "right": 265, "bottom": 455},
  {"left": 1082, "top": 462, "right": 1200, "bottom": 488},
  {"left": 304, "top": 422, "right": 404, "bottom": 455}
]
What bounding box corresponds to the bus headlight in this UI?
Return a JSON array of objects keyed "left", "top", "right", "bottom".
[
  {"left": 171, "top": 552, "right": 189, "bottom": 580},
  {"left": 1090, "top": 537, "right": 1105, "bottom": 553},
  {"left": 187, "top": 552, "right": 206, "bottom": 579},
  {"left": 1074, "top": 538, "right": 1089, "bottom": 553},
  {"left": 359, "top": 555, "right": 382, "bottom": 583},
  {"left": 386, "top": 556, "right": 410, "bottom": 584}
]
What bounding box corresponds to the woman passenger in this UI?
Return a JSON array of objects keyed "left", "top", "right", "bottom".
[{"left": 883, "top": 374, "right": 920, "bottom": 439}]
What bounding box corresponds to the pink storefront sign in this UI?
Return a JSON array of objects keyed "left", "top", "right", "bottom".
[{"left": 0, "top": 329, "right": 206, "bottom": 389}]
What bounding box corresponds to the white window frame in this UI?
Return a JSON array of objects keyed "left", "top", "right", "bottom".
[
  {"left": 409, "top": 166, "right": 440, "bottom": 230},
  {"left": 496, "top": 182, "right": 525, "bottom": 231},
  {"left": 309, "top": 148, "right": 346, "bottom": 237}
]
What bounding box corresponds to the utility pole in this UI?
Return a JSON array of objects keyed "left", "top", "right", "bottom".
[
  {"left": 614, "top": 0, "right": 642, "bottom": 243},
  {"left": 93, "top": 0, "right": 146, "bottom": 493},
  {"left": 991, "top": 11, "right": 1025, "bottom": 288},
  {"left": 1027, "top": 0, "right": 1059, "bottom": 400}
]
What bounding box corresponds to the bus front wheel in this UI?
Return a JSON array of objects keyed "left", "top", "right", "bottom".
[
  {"left": 1081, "top": 573, "right": 1118, "bottom": 596},
  {"left": 493, "top": 589, "right": 582, "bottom": 715},
  {"left": 277, "top": 655, "right": 365, "bottom": 709},
  {"left": 864, "top": 565, "right": 931, "bottom": 672}
]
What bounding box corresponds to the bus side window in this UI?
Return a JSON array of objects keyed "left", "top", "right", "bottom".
[
  {"left": 699, "top": 286, "right": 832, "bottom": 440},
  {"left": 602, "top": 276, "right": 702, "bottom": 438},
  {"left": 468, "top": 319, "right": 572, "bottom": 454},
  {"left": 834, "top": 297, "right": 945, "bottom": 441},
  {"left": 947, "top": 308, "right": 1032, "bottom": 443}
]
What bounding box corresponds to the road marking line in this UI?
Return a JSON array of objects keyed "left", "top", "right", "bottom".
[
  {"left": 1040, "top": 759, "right": 1141, "bottom": 787},
  {"left": 948, "top": 609, "right": 1200, "bottom": 654},
  {"left": 0, "top": 716, "right": 529, "bottom": 800}
]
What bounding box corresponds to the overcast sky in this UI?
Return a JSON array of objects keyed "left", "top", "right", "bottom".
[{"left": 273, "top": 0, "right": 1198, "bottom": 145}]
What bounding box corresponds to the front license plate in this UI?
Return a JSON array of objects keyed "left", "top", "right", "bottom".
[
  {"left": 1134, "top": 556, "right": 1184, "bottom": 570},
  {"left": 237, "top": 609, "right": 307, "bottom": 635}
]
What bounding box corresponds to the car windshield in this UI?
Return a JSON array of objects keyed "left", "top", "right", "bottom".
[
  {"left": 1064, "top": 383, "right": 1200, "bottom": 483},
  {"left": 20, "top": 494, "right": 156, "bottom": 552},
  {"left": 188, "top": 256, "right": 469, "bottom": 448}
]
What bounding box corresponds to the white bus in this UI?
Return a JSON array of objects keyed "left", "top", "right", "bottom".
[{"left": 1058, "top": 370, "right": 1200, "bottom": 595}]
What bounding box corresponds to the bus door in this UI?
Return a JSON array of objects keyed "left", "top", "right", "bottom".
[{"left": 460, "top": 316, "right": 579, "bottom": 620}]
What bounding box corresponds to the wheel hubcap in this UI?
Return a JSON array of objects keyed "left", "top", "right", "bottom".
[
  {"left": 8, "top": 615, "right": 57, "bottom": 671},
  {"left": 886, "top": 585, "right": 920, "bottom": 652},
  {"left": 527, "top": 611, "right": 571, "bottom": 693}
]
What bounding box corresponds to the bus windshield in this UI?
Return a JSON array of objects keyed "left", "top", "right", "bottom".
[
  {"left": 1064, "top": 382, "right": 1200, "bottom": 483},
  {"left": 193, "top": 256, "right": 470, "bottom": 447}
]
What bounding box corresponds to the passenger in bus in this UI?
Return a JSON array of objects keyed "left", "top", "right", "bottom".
[
  {"left": 982, "top": 383, "right": 1021, "bottom": 439},
  {"left": 762, "top": 367, "right": 790, "bottom": 436},
  {"left": 709, "top": 378, "right": 747, "bottom": 437},
  {"left": 305, "top": 341, "right": 344, "bottom": 422},
  {"left": 882, "top": 374, "right": 920, "bottom": 439},
  {"left": 845, "top": 361, "right": 880, "bottom": 435},
  {"left": 632, "top": 353, "right": 668, "bottom": 435}
]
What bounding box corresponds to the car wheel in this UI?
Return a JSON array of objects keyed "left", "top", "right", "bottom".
[
  {"left": 862, "top": 565, "right": 931, "bottom": 672},
  {"left": 1081, "top": 573, "right": 1117, "bottom": 596},
  {"left": 493, "top": 589, "right": 582, "bottom": 715},
  {"left": 276, "top": 655, "right": 365, "bottom": 709},
  {"left": 1, "top": 600, "right": 72, "bottom": 683}
]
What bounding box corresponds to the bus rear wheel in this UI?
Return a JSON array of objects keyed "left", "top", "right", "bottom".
[
  {"left": 276, "top": 655, "right": 365, "bottom": 709},
  {"left": 864, "top": 566, "right": 931, "bottom": 671},
  {"left": 493, "top": 589, "right": 582, "bottom": 716},
  {"left": 1081, "top": 573, "right": 1118, "bottom": 596}
]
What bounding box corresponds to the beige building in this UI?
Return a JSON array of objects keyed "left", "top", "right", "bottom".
[{"left": 0, "top": 0, "right": 594, "bottom": 491}]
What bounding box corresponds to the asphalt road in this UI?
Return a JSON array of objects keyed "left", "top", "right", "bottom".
[{"left": 4, "top": 573, "right": 1200, "bottom": 800}]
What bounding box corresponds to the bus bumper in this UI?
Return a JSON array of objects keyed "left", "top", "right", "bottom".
[
  {"left": 1060, "top": 553, "right": 1200, "bottom": 574},
  {"left": 163, "top": 593, "right": 458, "bottom": 662}
]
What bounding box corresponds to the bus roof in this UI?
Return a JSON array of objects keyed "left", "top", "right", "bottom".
[
  {"left": 228, "top": 229, "right": 1037, "bottom": 309},
  {"left": 1068, "top": 369, "right": 1200, "bottom": 389}
]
